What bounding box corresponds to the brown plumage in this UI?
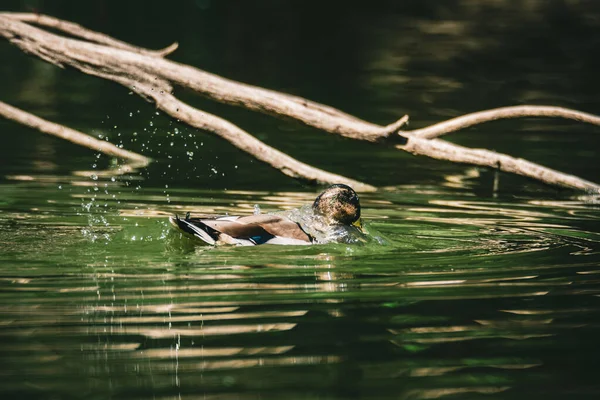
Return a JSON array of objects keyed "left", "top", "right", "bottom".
[
  {"left": 312, "top": 184, "right": 361, "bottom": 225},
  {"left": 199, "top": 215, "right": 310, "bottom": 242},
  {"left": 170, "top": 184, "right": 362, "bottom": 246}
]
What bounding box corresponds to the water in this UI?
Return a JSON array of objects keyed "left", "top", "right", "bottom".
[
  {"left": 2, "top": 182, "right": 599, "bottom": 399},
  {"left": 2, "top": 1, "right": 600, "bottom": 399}
]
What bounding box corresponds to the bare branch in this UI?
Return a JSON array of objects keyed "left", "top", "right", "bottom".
[
  {"left": 3, "top": 12, "right": 178, "bottom": 57},
  {"left": 406, "top": 105, "right": 600, "bottom": 139},
  {"left": 0, "top": 16, "right": 374, "bottom": 191},
  {"left": 133, "top": 82, "right": 377, "bottom": 191},
  {"left": 0, "top": 100, "right": 151, "bottom": 168},
  {"left": 0, "top": 14, "right": 598, "bottom": 193},
  {"left": 78, "top": 72, "right": 375, "bottom": 190},
  {"left": 399, "top": 136, "right": 600, "bottom": 192},
  {"left": 0, "top": 13, "right": 393, "bottom": 142}
]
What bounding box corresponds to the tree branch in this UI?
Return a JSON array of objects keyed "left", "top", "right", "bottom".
[
  {"left": 0, "top": 100, "right": 150, "bottom": 166},
  {"left": 0, "top": 14, "right": 399, "bottom": 142},
  {"left": 135, "top": 82, "right": 377, "bottom": 191},
  {"left": 398, "top": 136, "right": 600, "bottom": 192},
  {"left": 3, "top": 12, "right": 178, "bottom": 57},
  {"left": 406, "top": 105, "right": 600, "bottom": 139},
  {"left": 0, "top": 15, "right": 375, "bottom": 191},
  {"left": 0, "top": 13, "right": 598, "bottom": 193}
]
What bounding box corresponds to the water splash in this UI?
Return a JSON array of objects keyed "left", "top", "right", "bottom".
[{"left": 279, "top": 205, "right": 373, "bottom": 245}]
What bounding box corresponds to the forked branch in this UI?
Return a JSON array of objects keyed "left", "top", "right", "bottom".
[{"left": 0, "top": 13, "right": 598, "bottom": 193}]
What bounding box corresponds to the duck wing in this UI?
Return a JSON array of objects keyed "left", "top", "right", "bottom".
[
  {"left": 226, "top": 215, "right": 312, "bottom": 243},
  {"left": 170, "top": 214, "right": 312, "bottom": 245}
]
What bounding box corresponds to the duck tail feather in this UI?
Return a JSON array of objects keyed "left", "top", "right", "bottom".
[{"left": 170, "top": 215, "right": 218, "bottom": 245}]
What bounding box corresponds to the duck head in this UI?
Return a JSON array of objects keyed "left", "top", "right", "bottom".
[{"left": 312, "top": 184, "right": 362, "bottom": 228}]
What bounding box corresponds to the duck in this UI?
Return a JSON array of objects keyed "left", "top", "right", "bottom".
[{"left": 169, "top": 184, "right": 362, "bottom": 246}]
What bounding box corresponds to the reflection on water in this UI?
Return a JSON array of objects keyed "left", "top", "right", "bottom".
[{"left": 1, "top": 174, "right": 599, "bottom": 399}]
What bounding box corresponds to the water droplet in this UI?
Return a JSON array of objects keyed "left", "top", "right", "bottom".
[
  {"left": 253, "top": 204, "right": 261, "bottom": 215},
  {"left": 91, "top": 174, "right": 98, "bottom": 180}
]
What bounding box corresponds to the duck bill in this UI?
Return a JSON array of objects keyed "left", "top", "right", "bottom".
[{"left": 352, "top": 219, "right": 364, "bottom": 232}]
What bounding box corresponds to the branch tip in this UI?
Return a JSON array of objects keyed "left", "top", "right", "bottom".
[
  {"left": 382, "top": 114, "right": 409, "bottom": 134},
  {"left": 155, "top": 42, "right": 178, "bottom": 57}
]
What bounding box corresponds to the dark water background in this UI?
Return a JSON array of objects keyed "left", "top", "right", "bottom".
[{"left": 1, "top": 1, "right": 600, "bottom": 399}]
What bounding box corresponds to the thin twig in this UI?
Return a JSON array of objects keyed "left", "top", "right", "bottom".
[
  {"left": 0, "top": 100, "right": 151, "bottom": 165},
  {"left": 406, "top": 105, "right": 600, "bottom": 139},
  {"left": 3, "top": 12, "right": 178, "bottom": 57}
]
